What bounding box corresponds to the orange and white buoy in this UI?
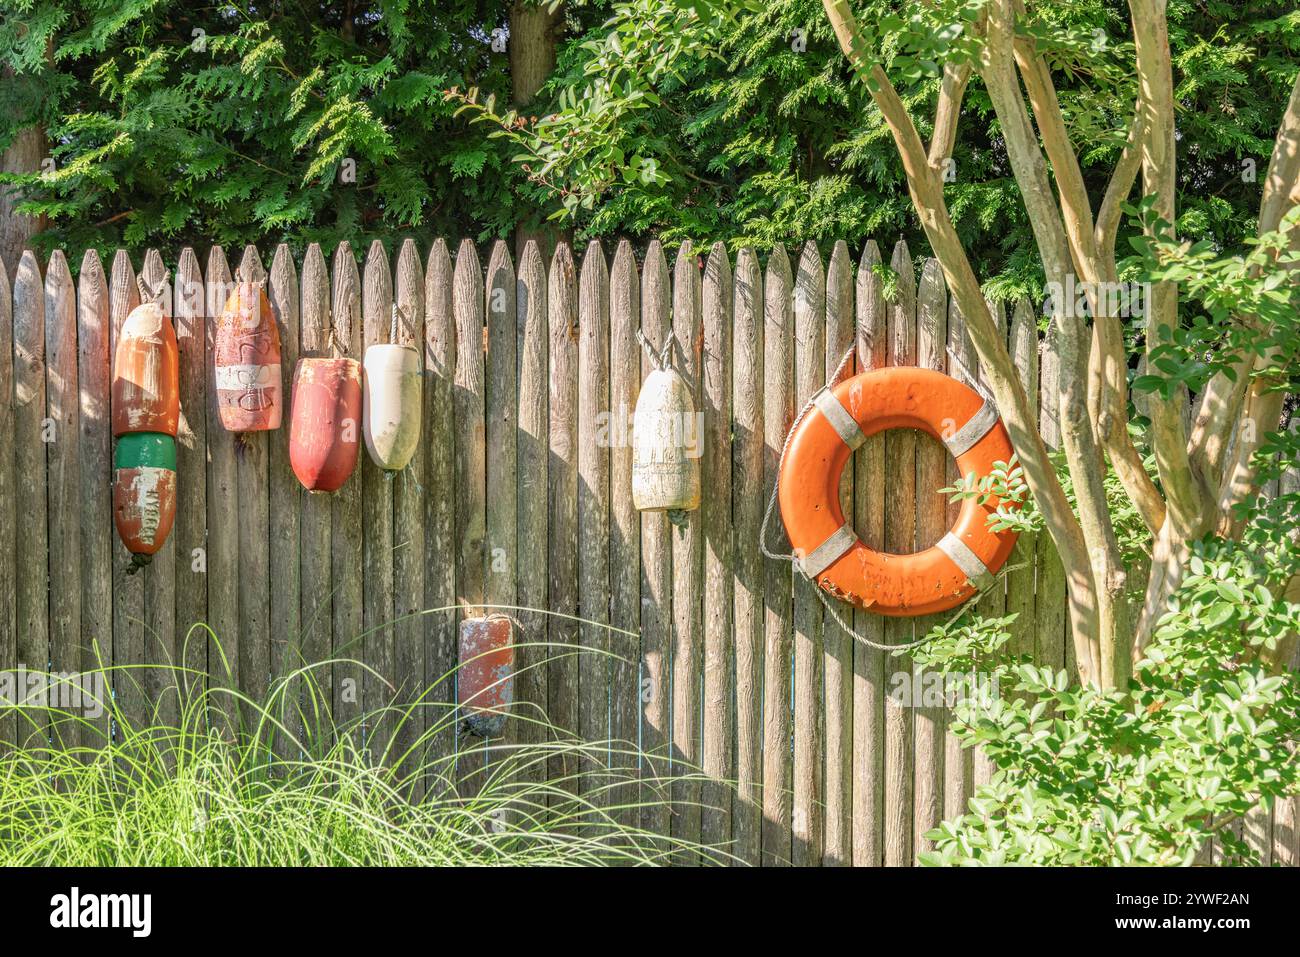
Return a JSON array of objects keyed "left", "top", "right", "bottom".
[
  {"left": 362, "top": 343, "right": 421, "bottom": 471},
  {"left": 214, "top": 282, "right": 282, "bottom": 432},
  {"left": 288, "top": 357, "right": 363, "bottom": 492},
  {"left": 111, "top": 298, "right": 180, "bottom": 570},
  {"left": 457, "top": 616, "right": 514, "bottom": 737}
]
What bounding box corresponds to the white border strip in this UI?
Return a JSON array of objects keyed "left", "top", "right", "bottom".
[
  {"left": 944, "top": 400, "right": 999, "bottom": 458},
  {"left": 936, "top": 532, "right": 994, "bottom": 590},
  {"left": 799, "top": 523, "right": 857, "bottom": 580},
  {"left": 813, "top": 389, "right": 866, "bottom": 451}
]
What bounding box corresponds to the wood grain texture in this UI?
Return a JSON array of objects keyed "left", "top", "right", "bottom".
[
  {"left": 451, "top": 239, "right": 487, "bottom": 789},
  {"left": 297, "top": 243, "right": 333, "bottom": 742},
  {"left": 546, "top": 242, "right": 580, "bottom": 806},
  {"left": 76, "top": 251, "right": 113, "bottom": 743},
  {"left": 761, "top": 245, "right": 794, "bottom": 866},
  {"left": 912, "top": 257, "right": 948, "bottom": 860},
  {"left": 608, "top": 239, "right": 641, "bottom": 824},
  {"left": 45, "top": 250, "right": 80, "bottom": 747},
  {"left": 700, "top": 241, "right": 734, "bottom": 852},
  {"left": 361, "top": 240, "right": 396, "bottom": 756},
  {"left": 204, "top": 247, "right": 239, "bottom": 735},
  {"left": 576, "top": 241, "right": 610, "bottom": 813},
  {"left": 268, "top": 244, "right": 301, "bottom": 750},
  {"left": 235, "top": 246, "right": 271, "bottom": 727},
  {"left": 330, "top": 243, "right": 364, "bottom": 731},
  {"left": 731, "top": 247, "right": 764, "bottom": 865},
  {"left": 852, "top": 241, "right": 887, "bottom": 866},
  {"left": 0, "top": 257, "right": 13, "bottom": 751},
  {"left": 883, "top": 239, "right": 916, "bottom": 867},
  {"left": 173, "top": 249, "right": 207, "bottom": 707},
  {"left": 822, "top": 240, "right": 854, "bottom": 866},
  {"left": 423, "top": 239, "right": 458, "bottom": 780},
  {"left": 1004, "top": 298, "right": 1038, "bottom": 663},
  {"left": 109, "top": 250, "right": 145, "bottom": 735},
  {"left": 392, "top": 238, "right": 426, "bottom": 793},
  {"left": 670, "top": 241, "right": 704, "bottom": 850},
  {"left": 639, "top": 240, "right": 672, "bottom": 837},
  {"left": 791, "top": 241, "right": 825, "bottom": 866},
  {"left": 515, "top": 240, "right": 549, "bottom": 785}
]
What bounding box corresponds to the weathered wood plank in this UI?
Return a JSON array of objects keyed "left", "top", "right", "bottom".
[
  {"left": 76, "top": 251, "right": 113, "bottom": 744},
  {"left": 45, "top": 250, "right": 80, "bottom": 748},
  {"left": 791, "top": 241, "right": 825, "bottom": 867},
  {"left": 140, "top": 250, "right": 177, "bottom": 729},
  {"left": 1035, "top": 320, "right": 1068, "bottom": 682},
  {"left": 0, "top": 257, "right": 14, "bottom": 751},
  {"left": 109, "top": 250, "right": 145, "bottom": 735},
  {"left": 423, "top": 239, "right": 457, "bottom": 781},
  {"left": 330, "top": 242, "right": 365, "bottom": 731},
  {"left": 1004, "top": 298, "right": 1038, "bottom": 663},
  {"left": 14, "top": 252, "right": 48, "bottom": 748},
  {"left": 392, "top": 238, "right": 426, "bottom": 793},
  {"left": 297, "top": 243, "right": 333, "bottom": 744},
  {"left": 700, "top": 241, "right": 734, "bottom": 853},
  {"left": 577, "top": 241, "right": 610, "bottom": 812},
  {"left": 852, "top": 241, "right": 887, "bottom": 866},
  {"left": 173, "top": 249, "right": 207, "bottom": 707},
  {"left": 608, "top": 239, "right": 640, "bottom": 823},
  {"left": 761, "top": 245, "right": 794, "bottom": 866},
  {"left": 913, "top": 257, "right": 948, "bottom": 860},
  {"left": 204, "top": 247, "right": 239, "bottom": 736},
  {"left": 235, "top": 246, "right": 271, "bottom": 728},
  {"left": 515, "top": 239, "right": 549, "bottom": 788},
  {"left": 822, "top": 240, "right": 854, "bottom": 866},
  {"left": 451, "top": 238, "right": 487, "bottom": 789},
  {"left": 268, "top": 244, "right": 301, "bottom": 748},
  {"left": 546, "top": 242, "right": 580, "bottom": 805},
  {"left": 883, "top": 239, "right": 917, "bottom": 867},
  {"left": 671, "top": 241, "right": 704, "bottom": 850},
  {"left": 637, "top": 241, "right": 673, "bottom": 835},
  {"left": 361, "top": 240, "right": 396, "bottom": 757},
  {"left": 484, "top": 240, "right": 518, "bottom": 774},
  {"left": 731, "top": 247, "right": 764, "bottom": 865}
]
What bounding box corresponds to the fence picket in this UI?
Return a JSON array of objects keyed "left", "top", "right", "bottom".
[
  {"left": 913, "top": 258, "right": 948, "bottom": 860},
  {"left": 852, "top": 241, "right": 887, "bottom": 866},
  {"left": 546, "top": 242, "right": 580, "bottom": 806},
  {"left": 792, "top": 241, "right": 825, "bottom": 866},
  {"left": 639, "top": 241, "right": 672, "bottom": 837},
  {"left": 577, "top": 241, "right": 610, "bottom": 814},
  {"left": 77, "top": 251, "right": 113, "bottom": 743},
  {"left": 1005, "top": 299, "right": 1038, "bottom": 662},
  {"left": 608, "top": 239, "right": 641, "bottom": 824},
  {"left": 701, "top": 241, "right": 734, "bottom": 851},
  {"left": 731, "top": 247, "right": 764, "bottom": 866},
  {"left": 761, "top": 245, "right": 794, "bottom": 866},
  {"left": 671, "top": 241, "right": 704, "bottom": 850},
  {"left": 174, "top": 249, "right": 207, "bottom": 707},
  {"left": 0, "top": 257, "right": 13, "bottom": 752}
]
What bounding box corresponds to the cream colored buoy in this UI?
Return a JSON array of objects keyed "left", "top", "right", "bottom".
[
  {"left": 632, "top": 366, "right": 701, "bottom": 512},
  {"left": 362, "top": 343, "right": 421, "bottom": 471}
]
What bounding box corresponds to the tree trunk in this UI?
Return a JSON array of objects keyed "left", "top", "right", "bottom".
[
  {"left": 0, "top": 66, "right": 48, "bottom": 276},
  {"left": 510, "top": 1, "right": 566, "bottom": 259}
]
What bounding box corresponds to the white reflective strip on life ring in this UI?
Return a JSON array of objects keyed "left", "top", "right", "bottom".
[
  {"left": 813, "top": 389, "right": 866, "bottom": 451},
  {"left": 936, "top": 531, "right": 995, "bottom": 590},
  {"left": 799, "top": 523, "right": 857, "bottom": 580},
  {"left": 944, "top": 399, "right": 999, "bottom": 458}
]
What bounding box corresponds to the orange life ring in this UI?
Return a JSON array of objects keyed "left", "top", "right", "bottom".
[{"left": 778, "top": 366, "right": 1019, "bottom": 617}]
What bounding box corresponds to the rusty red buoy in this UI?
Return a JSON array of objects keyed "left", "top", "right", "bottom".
[
  {"left": 214, "top": 282, "right": 282, "bottom": 432},
  {"left": 288, "top": 356, "right": 362, "bottom": 492},
  {"left": 458, "top": 616, "right": 515, "bottom": 737}
]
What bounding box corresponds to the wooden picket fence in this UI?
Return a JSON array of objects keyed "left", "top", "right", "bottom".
[{"left": 0, "top": 236, "right": 1295, "bottom": 866}]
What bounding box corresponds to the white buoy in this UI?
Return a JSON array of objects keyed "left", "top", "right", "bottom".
[
  {"left": 362, "top": 343, "right": 421, "bottom": 471},
  {"left": 632, "top": 366, "right": 701, "bottom": 512}
]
